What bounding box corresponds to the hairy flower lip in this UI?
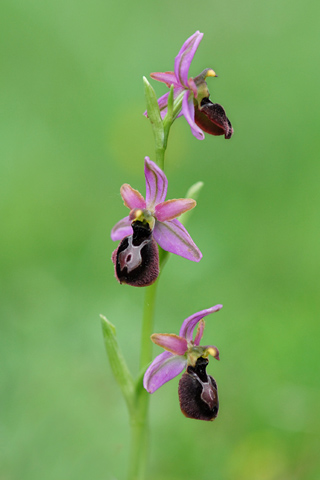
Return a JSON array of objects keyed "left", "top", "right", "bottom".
[
  {"left": 111, "top": 157, "right": 202, "bottom": 262},
  {"left": 112, "top": 221, "right": 159, "bottom": 287},
  {"left": 179, "top": 357, "right": 219, "bottom": 421},
  {"left": 195, "top": 98, "right": 233, "bottom": 139}
]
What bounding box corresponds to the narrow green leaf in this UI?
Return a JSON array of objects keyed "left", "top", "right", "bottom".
[
  {"left": 180, "top": 181, "right": 204, "bottom": 226},
  {"left": 164, "top": 84, "right": 174, "bottom": 124},
  {"left": 143, "top": 76, "right": 164, "bottom": 141},
  {"left": 163, "top": 84, "right": 174, "bottom": 150},
  {"left": 143, "top": 76, "right": 161, "bottom": 123},
  {"left": 100, "top": 314, "right": 135, "bottom": 414},
  {"left": 185, "top": 181, "right": 204, "bottom": 201},
  {"left": 172, "top": 90, "right": 185, "bottom": 120}
]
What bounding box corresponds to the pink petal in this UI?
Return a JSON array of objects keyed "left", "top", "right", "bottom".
[
  {"left": 144, "top": 157, "right": 168, "bottom": 208},
  {"left": 151, "top": 333, "right": 188, "bottom": 355},
  {"left": 143, "top": 351, "right": 187, "bottom": 394},
  {"left": 120, "top": 184, "right": 146, "bottom": 210},
  {"left": 194, "top": 319, "right": 205, "bottom": 346},
  {"left": 153, "top": 218, "right": 202, "bottom": 262},
  {"left": 187, "top": 77, "right": 198, "bottom": 98},
  {"left": 110, "top": 216, "right": 133, "bottom": 241},
  {"left": 174, "top": 31, "right": 203, "bottom": 88},
  {"left": 155, "top": 198, "right": 196, "bottom": 222},
  {"left": 179, "top": 305, "right": 223, "bottom": 342},
  {"left": 182, "top": 90, "right": 205, "bottom": 140},
  {"left": 150, "top": 71, "right": 180, "bottom": 88},
  {"left": 157, "top": 92, "right": 170, "bottom": 119}
]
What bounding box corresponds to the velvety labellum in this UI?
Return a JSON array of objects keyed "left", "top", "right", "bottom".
[
  {"left": 195, "top": 97, "right": 233, "bottom": 139},
  {"left": 178, "top": 356, "right": 219, "bottom": 421},
  {"left": 112, "top": 221, "right": 159, "bottom": 287}
]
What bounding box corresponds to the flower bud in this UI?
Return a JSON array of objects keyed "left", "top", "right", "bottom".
[
  {"left": 112, "top": 221, "right": 159, "bottom": 287},
  {"left": 178, "top": 357, "right": 219, "bottom": 421}
]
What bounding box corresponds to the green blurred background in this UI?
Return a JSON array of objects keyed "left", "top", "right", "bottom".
[{"left": 1, "top": 0, "right": 319, "bottom": 479}]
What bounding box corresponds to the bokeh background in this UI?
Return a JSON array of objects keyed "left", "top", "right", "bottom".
[{"left": 1, "top": 0, "right": 319, "bottom": 479}]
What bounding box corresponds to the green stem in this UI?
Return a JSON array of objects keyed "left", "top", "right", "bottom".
[
  {"left": 127, "top": 409, "right": 149, "bottom": 480},
  {"left": 155, "top": 89, "right": 184, "bottom": 169},
  {"left": 126, "top": 81, "right": 184, "bottom": 478},
  {"left": 140, "top": 282, "right": 158, "bottom": 369},
  {"left": 155, "top": 148, "right": 165, "bottom": 171},
  {"left": 127, "top": 281, "right": 158, "bottom": 480}
]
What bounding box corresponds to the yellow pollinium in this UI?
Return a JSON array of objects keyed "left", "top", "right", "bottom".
[
  {"left": 187, "top": 344, "right": 219, "bottom": 366},
  {"left": 206, "top": 69, "right": 217, "bottom": 78},
  {"left": 205, "top": 346, "right": 219, "bottom": 358},
  {"left": 132, "top": 209, "right": 144, "bottom": 221}
]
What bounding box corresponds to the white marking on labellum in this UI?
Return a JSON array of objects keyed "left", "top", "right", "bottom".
[{"left": 118, "top": 236, "right": 148, "bottom": 273}]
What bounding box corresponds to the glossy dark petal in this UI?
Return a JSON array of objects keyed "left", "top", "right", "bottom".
[
  {"left": 178, "top": 357, "right": 219, "bottom": 421},
  {"left": 194, "top": 98, "right": 233, "bottom": 139},
  {"left": 112, "top": 221, "right": 159, "bottom": 287}
]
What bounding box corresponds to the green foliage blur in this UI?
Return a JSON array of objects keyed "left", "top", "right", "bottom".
[{"left": 1, "top": 0, "right": 319, "bottom": 479}]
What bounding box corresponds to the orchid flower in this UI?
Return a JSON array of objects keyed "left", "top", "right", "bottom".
[
  {"left": 143, "top": 305, "right": 222, "bottom": 420},
  {"left": 111, "top": 157, "right": 202, "bottom": 286},
  {"left": 148, "top": 31, "right": 233, "bottom": 140}
]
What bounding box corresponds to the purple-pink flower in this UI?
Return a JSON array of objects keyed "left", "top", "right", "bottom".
[
  {"left": 148, "top": 31, "right": 233, "bottom": 140},
  {"left": 111, "top": 158, "right": 202, "bottom": 286},
  {"left": 143, "top": 304, "right": 222, "bottom": 394},
  {"left": 111, "top": 157, "right": 202, "bottom": 263}
]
